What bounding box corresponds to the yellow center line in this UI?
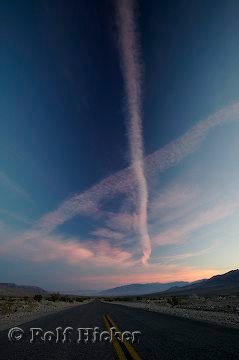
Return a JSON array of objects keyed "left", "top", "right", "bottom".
[
  {"left": 103, "top": 315, "right": 127, "bottom": 360},
  {"left": 106, "top": 314, "right": 142, "bottom": 360}
]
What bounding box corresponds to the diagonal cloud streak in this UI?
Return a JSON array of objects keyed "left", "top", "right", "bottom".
[
  {"left": 117, "top": 0, "right": 151, "bottom": 264},
  {"left": 4, "top": 101, "right": 239, "bottom": 264}
]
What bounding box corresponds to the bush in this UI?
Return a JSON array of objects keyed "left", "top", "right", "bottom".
[
  {"left": 34, "top": 294, "right": 43, "bottom": 302},
  {"left": 167, "top": 296, "right": 180, "bottom": 306},
  {"left": 59, "top": 296, "right": 68, "bottom": 302},
  {"left": 47, "top": 293, "right": 61, "bottom": 302},
  {"left": 76, "top": 298, "right": 82, "bottom": 302},
  {"left": 191, "top": 294, "right": 199, "bottom": 301}
]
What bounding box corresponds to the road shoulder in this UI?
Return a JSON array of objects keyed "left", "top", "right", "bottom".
[{"left": 103, "top": 300, "right": 239, "bottom": 329}]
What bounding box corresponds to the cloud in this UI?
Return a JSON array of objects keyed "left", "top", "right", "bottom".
[
  {"left": 149, "top": 183, "right": 199, "bottom": 222},
  {"left": 0, "top": 226, "right": 135, "bottom": 268},
  {"left": 31, "top": 101, "right": 239, "bottom": 240},
  {"left": 91, "top": 228, "right": 125, "bottom": 240},
  {"left": 2, "top": 101, "right": 239, "bottom": 276},
  {"left": 152, "top": 200, "right": 239, "bottom": 246},
  {"left": 157, "top": 243, "right": 218, "bottom": 264},
  {"left": 0, "top": 171, "right": 32, "bottom": 202},
  {"left": 0, "top": 217, "right": 225, "bottom": 289},
  {"left": 0, "top": 208, "right": 32, "bottom": 225},
  {"left": 28, "top": 236, "right": 93, "bottom": 263},
  {"left": 145, "top": 101, "right": 239, "bottom": 179},
  {"left": 117, "top": 0, "right": 151, "bottom": 264},
  {"left": 105, "top": 212, "right": 136, "bottom": 232}
]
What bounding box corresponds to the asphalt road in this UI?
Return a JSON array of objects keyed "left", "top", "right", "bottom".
[{"left": 0, "top": 300, "right": 239, "bottom": 360}]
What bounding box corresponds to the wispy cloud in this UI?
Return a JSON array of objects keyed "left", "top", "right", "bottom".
[
  {"left": 27, "top": 101, "right": 239, "bottom": 243},
  {"left": 0, "top": 229, "right": 135, "bottom": 268},
  {"left": 157, "top": 242, "right": 218, "bottom": 264},
  {"left": 153, "top": 200, "right": 239, "bottom": 246},
  {"left": 145, "top": 101, "right": 239, "bottom": 179},
  {"left": 91, "top": 228, "right": 125, "bottom": 240},
  {"left": 105, "top": 212, "right": 136, "bottom": 232},
  {"left": 0, "top": 208, "right": 32, "bottom": 225},
  {"left": 2, "top": 101, "right": 239, "bottom": 275},
  {"left": 0, "top": 171, "right": 32, "bottom": 202},
  {"left": 149, "top": 183, "right": 199, "bottom": 223},
  {"left": 117, "top": 0, "right": 151, "bottom": 264}
]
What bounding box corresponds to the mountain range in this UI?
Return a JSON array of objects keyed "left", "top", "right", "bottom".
[
  {"left": 1, "top": 269, "right": 238, "bottom": 297},
  {"left": 98, "top": 281, "right": 190, "bottom": 296},
  {"left": 0, "top": 283, "right": 48, "bottom": 297},
  {"left": 154, "top": 269, "right": 239, "bottom": 296}
]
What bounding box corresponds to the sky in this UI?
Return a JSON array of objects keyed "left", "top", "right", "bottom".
[{"left": 1, "top": 0, "right": 239, "bottom": 291}]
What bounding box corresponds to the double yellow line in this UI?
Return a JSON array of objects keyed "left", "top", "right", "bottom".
[{"left": 103, "top": 314, "right": 141, "bottom": 360}]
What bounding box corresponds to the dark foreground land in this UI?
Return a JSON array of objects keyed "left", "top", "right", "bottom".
[{"left": 0, "top": 300, "right": 239, "bottom": 359}]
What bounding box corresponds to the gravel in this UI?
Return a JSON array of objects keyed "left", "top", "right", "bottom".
[
  {"left": 108, "top": 301, "right": 239, "bottom": 329},
  {"left": 0, "top": 300, "right": 89, "bottom": 331}
]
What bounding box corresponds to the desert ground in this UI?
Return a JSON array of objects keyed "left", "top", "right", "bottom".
[
  {"left": 103, "top": 294, "right": 239, "bottom": 329},
  {"left": 0, "top": 294, "right": 90, "bottom": 331}
]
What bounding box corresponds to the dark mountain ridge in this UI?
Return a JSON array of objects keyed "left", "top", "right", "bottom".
[
  {"left": 0, "top": 283, "right": 48, "bottom": 296},
  {"left": 98, "top": 281, "right": 189, "bottom": 296},
  {"left": 155, "top": 269, "right": 239, "bottom": 296}
]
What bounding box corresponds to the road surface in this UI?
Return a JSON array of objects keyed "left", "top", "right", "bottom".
[{"left": 0, "top": 300, "right": 239, "bottom": 359}]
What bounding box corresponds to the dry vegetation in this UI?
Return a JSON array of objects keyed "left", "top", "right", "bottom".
[
  {"left": 0, "top": 293, "right": 90, "bottom": 316},
  {"left": 103, "top": 294, "right": 239, "bottom": 312},
  {"left": 0, "top": 294, "right": 91, "bottom": 331}
]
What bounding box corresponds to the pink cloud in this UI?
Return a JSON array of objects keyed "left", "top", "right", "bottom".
[
  {"left": 105, "top": 212, "right": 136, "bottom": 232},
  {"left": 29, "top": 101, "right": 239, "bottom": 259},
  {"left": 29, "top": 237, "right": 93, "bottom": 263},
  {"left": 2, "top": 101, "right": 239, "bottom": 268},
  {"left": 91, "top": 228, "right": 125, "bottom": 240},
  {"left": 117, "top": 0, "right": 151, "bottom": 264},
  {"left": 0, "top": 229, "right": 135, "bottom": 268},
  {"left": 149, "top": 183, "right": 199, "bottom": 221}
]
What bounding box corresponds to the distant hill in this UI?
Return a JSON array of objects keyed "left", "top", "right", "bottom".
[
  {"left": 61, "top": 289, "right": 99, "bottom": 296},
  {"left": 98, "top": 282, "right": 189, "bottom": 296},
  {"left": 0, "top": 283, "right": 48, "bottom": 297},
  {"left": 157, "top": 269, "right": 239, "bottom": 296}
]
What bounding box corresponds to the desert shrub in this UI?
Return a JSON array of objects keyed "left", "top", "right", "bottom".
[
  {"left": 59, "top": 296, "right": 68, "bottom": 302},
  {"left": 62, "top": 296, "right": 74, "bottom": 302},
  {"left": 167, "top": 296, "right": 181, "bottom": 306},
  {"left": 34, "top": 294, "right": 43, "bottom": 302},
  {"left": 75, "top": 298, "right": 82, "bottom": 302},
  {"left": 47, "top": 292, "right": 61, "bottom": 302},
  {"left": 190, "top": 294, "right": 199, "bottom": 301},
  {"left": 0, "top": 301, "right": 12, "bottom": 315},
  {"left": 81, "top": 297, "right": 89, "bottom": 301},
  {"left": 118, "top": 296, "right": 131, "bottom": 302},
  {"left": 166, "top": 297, "right": 171, "bottom": 305},
  {"left": 28, "top": 301, "right": 39, "bottom": 311}
]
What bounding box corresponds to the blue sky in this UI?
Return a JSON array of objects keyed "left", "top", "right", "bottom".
[{"left": 1, "top": 0, "right": 239, "bottom": 290}]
